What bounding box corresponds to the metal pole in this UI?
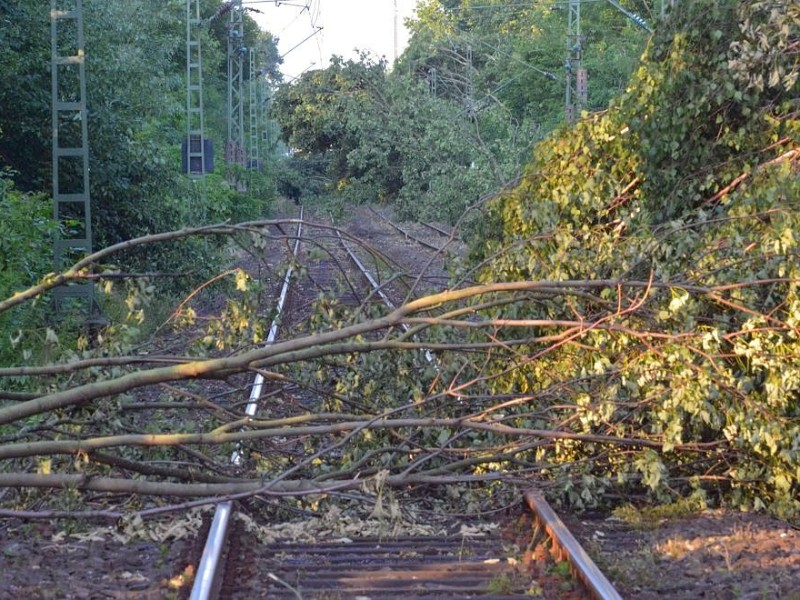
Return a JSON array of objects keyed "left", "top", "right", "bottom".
[
  {"left": 248, "top": 48, "right": 259, "bottom": 170},
  {"left": 226, "top": 0, "right": 246, "bottom": 166},
  {"left": 565, "top": 0, "right": 585, "bottom": 124},
  {"left": 466, "top": 44, "right": 474, "bottom": 116},
  {"left": 266, "top": 79, "right": 274, "bottom": 157}
]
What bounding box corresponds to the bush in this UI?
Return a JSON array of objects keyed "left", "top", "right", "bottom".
[{"left": 0, "top": 171, "right": 57, "bottom": 366}]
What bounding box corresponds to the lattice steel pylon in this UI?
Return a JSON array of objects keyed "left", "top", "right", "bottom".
[
  {"left": 565, "top": 0, "right": 587, "bottom": 124},
  {"left": 428, "top": 67, "right": 438, "bottom": 96},
  {"left": 260, "top": 73, "right": 272, "bottom": 156},
  {"left": 186, "top": 0, "right": 206, "bottom": 177},
  {"left": 248, "top": 47, "right": 259, "bottom": 170},
  {"left": 51, "top": 0, "right": 93, "bottom": 310},
  {"left": 226, "top": 0, "right": 246, "bottom": 166}
]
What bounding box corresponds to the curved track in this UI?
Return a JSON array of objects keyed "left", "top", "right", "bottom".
[{"left": 190, "top": 211, "right": 304, "bottom": 600}]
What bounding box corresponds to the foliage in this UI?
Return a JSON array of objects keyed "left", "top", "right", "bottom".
[
  {"left": 0, "top": 170, "right": 56, "bottom": 367},
  {"left": 273, "top": 54, "right": 519, "bottom": 223},
  {"left": 473, "top": 0, "right": 800, "bottom": 515},
  {"left": 273, "top": 54, "right": 389, "bottom": 179},
  {"left": 612, "top": 495, "right": 708, "bottom": 529},
  {"left": 0, "top": 1, "right": 279, "bottom": 270},
  {"left": 3, "top": 0, "right": 799, "bottom": 528},
  {"left": 0, "top": 1, "right": 51, "bottom": 191},
  {"left": 83, "top": 0, "right": 276, "bottom": 273},
  {"left": 0, "top": 0, "right": 283, "bottom": 367}
]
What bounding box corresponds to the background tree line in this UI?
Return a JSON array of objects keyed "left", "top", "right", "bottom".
[{"left": 273, "top": 0, "right": 651, "bottom": 223}]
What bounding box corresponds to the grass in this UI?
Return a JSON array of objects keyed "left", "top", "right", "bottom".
[{"left": 612, "top": 495, "right": 707, "bottom": 529}]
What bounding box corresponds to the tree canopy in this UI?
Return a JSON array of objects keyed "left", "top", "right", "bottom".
[
  {"left": 273, "top": 0, "right": 653, "bottom": 223},
  {"left": 0, "top": 0, "right": 281, "bottom": 363}
]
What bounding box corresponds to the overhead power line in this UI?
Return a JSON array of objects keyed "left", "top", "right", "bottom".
[
  {"left": 281, "top": 25, "right": 323, "bottom": 59},
  {"left": 444, "top": 0, "right": 603, "bottom": 10}
]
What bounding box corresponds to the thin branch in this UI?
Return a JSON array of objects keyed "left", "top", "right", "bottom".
[
  {"left": 0, "top": 471, "right": 522, "bottom": 497},
  {"left": 0, "top": 355, "right": 191, "bottom": 378},
  {"left": 0, "top": 415, "right": 725, "bottom": 461}
]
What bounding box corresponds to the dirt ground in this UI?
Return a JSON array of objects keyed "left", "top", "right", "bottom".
[
  {"left": 566, "top": 508, "right": 800, "bottom": 600},
  {"left": 2, "top": 502, "right": 799, "bottom": 599},
  {"left": 2, "top": 202, "right": 800, "bottom": 598},
  {"left": 0, "top": 518, "right": 197, "bottom": 599}
]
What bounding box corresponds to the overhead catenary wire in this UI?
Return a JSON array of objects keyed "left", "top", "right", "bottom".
[
  {"left": 280, "top": 25, "right": 323, "bottom": 59},
  {"left": 309, "top": 0, "right": 324, "bottom": 68},
  {"left": 274, "top": 2, "right": 311, "bottom": 37},
  {"left": 469, "top": 35, "right": 561, "bottom": 82},
  {"left": 245, "top": 0, "right": 322, "bottom": 80}
]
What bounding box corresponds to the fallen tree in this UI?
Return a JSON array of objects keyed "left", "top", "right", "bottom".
[
  {"left": 0, "top": 215, "right": 795, "bottom": 520},
  {"left": 1, "top": 0, "right": 799, "bottom": 522}
]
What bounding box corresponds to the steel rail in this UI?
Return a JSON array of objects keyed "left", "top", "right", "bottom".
[
  {"left": 193, "top": 220, "right": 616, "bottom": 599},
  {"left": 366, "top": 206, "right": 445, "bottom": 252},
  {"left": 418, "top": 219, "right": 454, "bottom": 239},
  {"left": 524, "top": 489, "right": 623, "bottom": 600},
  {"left": 338, "top": 231, "right": 398, "bottom": 311},
  {"left": 190, "top": 208, "right": 304, "bottom": 600},
  {"left": 338, "top": 231, "right": 436, "bottom": 364}
]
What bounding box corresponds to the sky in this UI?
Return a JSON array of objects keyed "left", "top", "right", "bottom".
[{"left": 246, "top": 0, "right": 419, "bottom": 81}]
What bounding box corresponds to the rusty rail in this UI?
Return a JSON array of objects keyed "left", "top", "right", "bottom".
[
  {"left": 367, "top": 206, "right": 445, "bottom": 251},
  {"left": 419, "top": 219, "right": 455, "bottom": 238},
  {"left": 524, "top": 489, "right": 623, "bottom": 600}
]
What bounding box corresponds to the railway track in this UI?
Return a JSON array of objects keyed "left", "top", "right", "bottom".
[
  {"left": 0, "top": 203, "right": 625, "bottom": 599},
  {"left": 187, "top": 206, "right": 622, "bottom": 600},
  {"left": 191, "top": 211, "right": 304, "bottom": 600},
  {"left": 366, "top": 206, "right": 457, "bottom": 253}
]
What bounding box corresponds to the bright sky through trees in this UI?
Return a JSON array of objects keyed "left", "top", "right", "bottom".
[{"left": 248, "top": 0, "right": 417, "bottom": 80}]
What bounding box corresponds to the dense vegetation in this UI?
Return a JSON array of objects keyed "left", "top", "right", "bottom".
[
  {"left": 273, "top": 0, "right": 800, "bottom": 516},
  {"left": 472, "top": 0, "right": 800, "bottom": 514},
  {"left": 0, "top": 0, "right": 280, "bottom": 363}
]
